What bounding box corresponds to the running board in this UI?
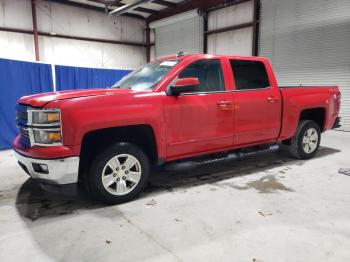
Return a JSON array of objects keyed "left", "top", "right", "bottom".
[{"left": 162, "top": 144, "right": 279, "bottom": 172}]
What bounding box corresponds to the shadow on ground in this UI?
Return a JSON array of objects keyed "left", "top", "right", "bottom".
[{"left": 15, "top": 146, "right": 340, "bottom": 222}]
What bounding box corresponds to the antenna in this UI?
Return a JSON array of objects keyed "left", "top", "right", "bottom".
[{"left": 177, "top": 51, "right": 186, "bottom": 57}]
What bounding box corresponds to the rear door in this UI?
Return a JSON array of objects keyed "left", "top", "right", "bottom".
[
  {"left": 162, "top": 58, "right": 234, "bottom": 159},
  {"left": 228, "top": 59, "right": 282, "bottom": 146}
]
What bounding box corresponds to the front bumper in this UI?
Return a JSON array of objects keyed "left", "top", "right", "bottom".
[{"left": 14, "top": 151, "right": 79, "bottom": 185}]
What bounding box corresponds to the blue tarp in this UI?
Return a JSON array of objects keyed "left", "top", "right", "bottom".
[
  {"left": 0, "top": 59, "right": 132, "bottom": 150},
  {"left": 0, "top": 58, "right": 53, "bottom": 150},
  {"left": 55, "top": 65, "right": 131, "bottom": 91}
]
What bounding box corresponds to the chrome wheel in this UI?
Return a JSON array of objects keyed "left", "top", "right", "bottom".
[
  {"left": 101, "top": 154, "right": 142, "bottom": 196},
  {"left": 302, "top": 127, "right": 318, "bottom": 154}
]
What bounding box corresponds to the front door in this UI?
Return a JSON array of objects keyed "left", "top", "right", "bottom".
[{"left": 162, "top": 59, "right": 234, "bottom": 159}]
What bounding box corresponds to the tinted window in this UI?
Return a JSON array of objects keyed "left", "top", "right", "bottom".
[
  {"left": 230, "top": 60, "right": 270, "bottom": 90},
  {"left": 179, "top": 60, "right": 224, "bottom": 92}
]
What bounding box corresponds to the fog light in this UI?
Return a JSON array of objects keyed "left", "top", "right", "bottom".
[
  {"left": 40, "top": 164, "right": 49, "bottom": 173},
  {"left": 32, "top": 163, "right": 49, "bottom": 174},
  {"left": 33, "top": 129, "right": 62, "bottom": 144}
]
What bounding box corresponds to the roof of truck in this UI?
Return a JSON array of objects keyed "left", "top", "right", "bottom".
[{"left": 158, "top": 53, "right": 268, "bottom": 62}]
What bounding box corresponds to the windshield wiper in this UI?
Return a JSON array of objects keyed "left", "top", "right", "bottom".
[{"left": 113, "top": 85, "right": 132, "bottom": 89}]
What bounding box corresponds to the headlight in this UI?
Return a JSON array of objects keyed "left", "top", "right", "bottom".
[
  {"left": 18, "top": 107, "right": 63, "bottom": 147},
  {"left": 32, "top": 109, "right": 60, "bottom": 125},
  {"left": 33, "top": 129, "right": 62, "bottom": 145}
]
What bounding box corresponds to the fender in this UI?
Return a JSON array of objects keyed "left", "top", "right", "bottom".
[{"left": 47, "top": 91, "right": 167, "bottom": 159}]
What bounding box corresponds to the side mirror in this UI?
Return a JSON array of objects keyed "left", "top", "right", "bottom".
[{"left": 167, "top": 78, "right": 200, "bottom": 96}]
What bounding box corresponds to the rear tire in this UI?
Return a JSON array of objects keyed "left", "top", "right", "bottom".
[
  {"left": 289, "top": 120, "right": 321, "bottom": 159},
  {"left": 87, "top": 142, "right": 149, "bottom": 204}
]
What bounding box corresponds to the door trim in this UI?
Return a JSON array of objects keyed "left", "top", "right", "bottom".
[{"left": 168, "top": 134, "right": 234, "bottom": 147}]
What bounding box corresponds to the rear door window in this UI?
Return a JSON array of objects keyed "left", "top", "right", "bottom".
[{"left": 230, "top": 60, "right": 270, "bottom": 90}]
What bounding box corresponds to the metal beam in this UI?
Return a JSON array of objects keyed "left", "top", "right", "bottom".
[
  {"left": 48, "top": 0, "right": 146, "bottom": 20},
  {"left": 31, "top": 0, "right": 40, "bottom": 61},
  {"left": 252, "top": 0, "right": 260, "bottom": 56},
  {"left": 147, "top": 0, "right": 253, "bottom": 22},
  {"left": 147, "top": 0, "right": 192, "bottom": 22},
  {"left": 109, "top": 0, "right": 152, "bottom": 15},
  {"left": 134, "top": 7, "right": 158, "bottom": 15},
  {"left": 0, "top": 27, "right": 145, "bottom": 47},
  {"left": 204, "top": 22, "right": 254, "bottom": 35},
  {"left": 203, "top": 10, "right": 208, "bottom": 53},
  {"left": 90, "top": 0, "right": 158, "bottom": 15},
  {"left": 88, "top": 0, "right": 158, "bottom": 15},
  {"left": 41, "top": 32, "right": 145, "bottom": 47},
  {"left": 206, "top": 0, "right": 252, "bottom": 12},
  {"left": 152, "top": 0, "right": 176, "bottom": 7},
  {"left": 146, "top": 23, "right": 151, "bottom": 62},
  {"left": 147, "top": 0, "right": 225, "bottom": 22},
  {"left": 87, "top": 0, "right": 123, "bottom": 7},
  {"left": 90, "top": 0, "right": 122, "bottom": 5}
]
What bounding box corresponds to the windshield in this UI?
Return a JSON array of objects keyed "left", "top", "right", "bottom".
[{"left": 112, "top": 60, "right": 179, "bottom": 91}]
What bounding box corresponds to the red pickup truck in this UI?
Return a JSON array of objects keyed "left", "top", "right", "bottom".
[{"left": 13, "top": 54, "right": 341, "bottom": 204}]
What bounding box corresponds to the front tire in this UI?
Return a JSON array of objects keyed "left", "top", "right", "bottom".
[
  {"left": 289, "top": 120, "right": 321, "bottom": 159},
  {"left": 88, "top": 142, "right": 149, "bottom": 204}
]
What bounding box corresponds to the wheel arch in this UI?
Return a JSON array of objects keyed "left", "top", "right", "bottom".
[
  {"left": 78, "top": 125, "right": 158, "bottom": 182},
  {"left": 299, "top": 107, "right": 326, "bottom": 131},
  {"left": 282, "top": 107, "right": 325, "bottom": 145}
]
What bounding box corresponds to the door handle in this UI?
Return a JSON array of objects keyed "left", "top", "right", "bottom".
[
  {"left": 267, "top": 97, "right": 280, "bottom": 103},
  {"left": 217, "top": 100, "right": 234, "bottom": 110}
]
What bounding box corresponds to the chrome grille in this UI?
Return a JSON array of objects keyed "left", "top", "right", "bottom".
[
  {"left": 16, "top": 104, "right": 28, "bottom": 126},
  {"left": 17, "top": 104, "right": 31, "bottom": 147},
  {"left": 19, "top": 128, "right": 31, "bottom": 147}
]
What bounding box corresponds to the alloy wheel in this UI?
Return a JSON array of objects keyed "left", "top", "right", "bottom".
[{"left": 101, "top": 154, "right": 142, "bottom": 195}]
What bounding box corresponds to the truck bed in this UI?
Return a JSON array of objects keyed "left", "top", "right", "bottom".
[
  {"left": 279, "top": 85, "right": 340, "bottom": 140},
  {"left": 280, "top": 85, "right": 338, "bottom": 89}
]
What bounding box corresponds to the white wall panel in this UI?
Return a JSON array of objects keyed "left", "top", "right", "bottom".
[
  {"left": 207, "top": 1, "right": 254, "bottom": 56},
  {"left": 151, "top": 10, "right": 204, "bottom": 58},
  {"left": 36, "top": 1, "right": 145, "bottom": 43},
  {"left": 150, "top": 45, "right": 156, "bottom": 62},
  {"left": 150, "top": 29, "right": 155, "bottom": 43},
  {"left": 0, "top": 0, "right": 146, "bottom": 69},
  {"left": 208, "top": 1, "right": 254, "bottom": 30},
  {"left": 207, "top": 27, "right": 253, "bottom": 56},
  {"left": 0, "top": 0, "right": 32, "bottom": 30},
  {"left": 260, "top": 0, "right": 350, "bottom": 130},
  {"left": 0, "top": 31, "right": 34, "bottom": 61},
  {"left": 40, "top": 36, "right": 145, "bottom": 69}
]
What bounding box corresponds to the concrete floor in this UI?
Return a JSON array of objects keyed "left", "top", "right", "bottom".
[{"left": 0, "top": 131, "right": 350, "bottom": 262}]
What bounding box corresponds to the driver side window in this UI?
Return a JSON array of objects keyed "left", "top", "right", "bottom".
[{"left": 178, "top": 60, "right": 224, "bottom": 92}]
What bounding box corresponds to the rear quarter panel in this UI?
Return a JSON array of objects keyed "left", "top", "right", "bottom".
[{"left": 280, "top": 86, "right": 340, "bottom": 139}]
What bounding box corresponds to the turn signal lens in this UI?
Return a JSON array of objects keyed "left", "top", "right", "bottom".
[
  {"left": 48, "top": 132, "right": 61, "bottom": 142},
  {"left": 47, "top": 113, "right": 60, "bottom": 122},
  {"left": 32, "top": 109, "right": 60, "bottom": 125}
]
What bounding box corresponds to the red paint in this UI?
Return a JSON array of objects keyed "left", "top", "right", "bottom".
[
  {"left": 173, "top": 77, "right": 200, "bottom": 87},
  {"left": 14, "top": 54, "right": 341, "bottom": 162}
]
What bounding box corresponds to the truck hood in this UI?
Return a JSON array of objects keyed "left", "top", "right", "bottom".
[{"left": 18, "top": 88, "right": 132, "bottom": 107}]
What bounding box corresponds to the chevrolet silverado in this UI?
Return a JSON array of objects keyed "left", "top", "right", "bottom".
[{"left": 13, "top": 54, "right": 341, "bottom": 204}]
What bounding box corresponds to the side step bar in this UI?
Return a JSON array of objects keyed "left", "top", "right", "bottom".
[{"left": 162, "top": 144, "right": 279, "bottom": 172}]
